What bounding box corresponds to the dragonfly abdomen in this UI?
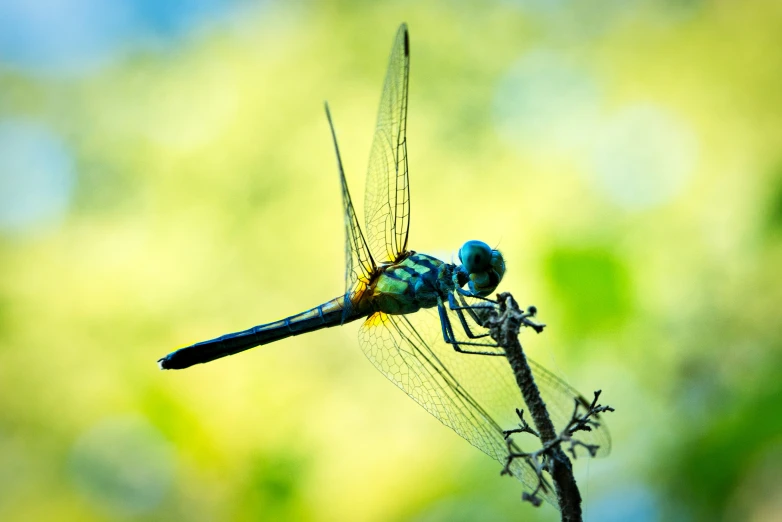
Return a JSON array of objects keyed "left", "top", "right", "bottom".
[{"left": 158, "top": 295, "right": 367, "bottom": 370}]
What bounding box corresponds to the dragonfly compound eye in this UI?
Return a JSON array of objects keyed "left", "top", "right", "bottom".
[
  {"left": 459, "top": 244, "right": 505, "bottom": 296},
  {"left": 490, "top": 249, "right": 506, "bottom": 281},
  {"left": 459, "top": 240, "right": 492, "bottom": 273}
]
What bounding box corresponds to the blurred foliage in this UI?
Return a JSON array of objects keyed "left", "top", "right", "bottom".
[
  {"left": 1, "top": 0, "right": 782, "bottom": 521},
  {"left": 667, "top": 354, "right": 782, "bottom": 520},
  {"left": 544, "top": 246, "right": 632, "bottom": 336},
  {"left": 764, "top": 163, "right": 782, "bottom": 234}
]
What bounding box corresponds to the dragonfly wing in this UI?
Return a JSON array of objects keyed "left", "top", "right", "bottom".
[
  {"left": 364, "top": 24, "right": 411, "bottom": 264},
  {"left": 358, "top": 310, "right": 559, "bottom": 507},
  {"left": 446, "top": 293, "right": 612, "bottom": 457},
  {"left": 325, "top": 104, "right": 376, "bottom": 318}
]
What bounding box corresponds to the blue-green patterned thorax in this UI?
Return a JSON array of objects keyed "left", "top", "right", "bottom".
[{"left": 370, "top": 252, "right": 452, "bottom": 315}]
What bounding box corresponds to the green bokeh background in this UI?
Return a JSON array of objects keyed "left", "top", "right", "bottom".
[{"left": 2, "top": 1, "right": 781, "bottom": 521}]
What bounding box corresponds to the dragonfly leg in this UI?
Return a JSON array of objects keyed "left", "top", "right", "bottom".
[
  {"left": 455, "top": 291, "right": 499, "bottom": 326},
  {"left": 447, "top": 292, "right": 492, "bottom": 340},
  {"left": 437, "top": 297, "right": 504, "bottom": 356},
  {"left": 454, "top": 289, "right": 546, "bottom": 334},
  {"left": 455, "top": 286, "right": 498, "bottom": 303}
]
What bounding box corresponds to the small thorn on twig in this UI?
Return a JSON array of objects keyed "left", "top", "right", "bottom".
[
  {"left": 502, "top": 408, "right": 540, "bottom": 439},
  {"left": 520, "top": 316, "right": 546, "bottom": 334},
  {"left": 522, "top": 491, "right": 543, "bottom": 507}
]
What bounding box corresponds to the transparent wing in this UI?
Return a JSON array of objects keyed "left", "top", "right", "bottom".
[
  {"left": 359, "top": 310, "right": 560, "bottom": 505},
  {"left": 358, "top": 304, "right": 611, "bottom": 508},
  {"left": 449, "top": 293, "right": 611, "bottom": 457},
  {"left": 364, "top": 24, "right": 411, "bottom": 264},
  {"left": 325, "top": 104, "right": 376, "bottom": 318}
]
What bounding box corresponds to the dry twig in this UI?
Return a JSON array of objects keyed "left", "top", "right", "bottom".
[{"left": 485, "top": 292, "right": 614, "bottom": 522}]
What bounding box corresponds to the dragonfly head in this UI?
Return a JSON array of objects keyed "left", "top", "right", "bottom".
[{"left": 458, "top": 240, "right": 505, "bottom": 297}]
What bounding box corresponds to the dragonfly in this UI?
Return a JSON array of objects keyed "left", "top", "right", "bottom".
[{"left": 158, "top": 23, "right": 609, "bottom": 507}]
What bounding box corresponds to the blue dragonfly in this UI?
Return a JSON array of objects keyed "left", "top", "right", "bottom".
[{"left": 158, "top": 24, "right": 609, "bottom": 506}]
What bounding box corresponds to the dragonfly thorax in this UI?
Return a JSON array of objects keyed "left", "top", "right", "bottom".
[
  {"left": 458, "top": 240, "right": 505, "bottom": 297},
  {"left": 369, "top": 253, "right": 451, "bottom": 315}
]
